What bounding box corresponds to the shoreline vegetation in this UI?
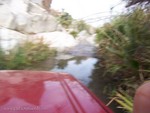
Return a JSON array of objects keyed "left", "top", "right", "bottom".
[
  {"left": 95, "top": 7, "right": 150, "bottom": 112},
  {"left": 0, "top": 39, "right": 56, "bottom": 70}
]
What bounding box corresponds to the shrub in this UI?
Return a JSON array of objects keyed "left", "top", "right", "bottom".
[
  {"left": 96, "top": 8, "right": 150, "bottom": 99},
  {"left": 58, "top": 12, "right": 73, "bottom": 28},
  {"left": 69, "top": 31, "right": 78, "bottom": 38},
  {"left": 96, "top": 8, "right": 150, "bottom": 75},
  {"left": 0, "top": 39, "right": 56, "bottom": 70},
  {"left": 75, "top": 20, "right": 93, "bottom": 34}
]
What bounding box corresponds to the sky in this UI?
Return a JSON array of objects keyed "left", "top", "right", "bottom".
[{"left": 51, "top": 0, "right": 126, "bottom": 26}]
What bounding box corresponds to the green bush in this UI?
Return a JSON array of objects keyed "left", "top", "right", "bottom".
[
  {"left": 96, "top": 8, "right": 150, "bottom": 99},
  {"left": 0, "top": 39, "right": 56, "bottom": 70},
  {"left": 76, "top": 20, "right": 89, "bottom": 32},
  {"left": 58, "top": 12, "right": 73, "bottom": 28},
  {"left": 69, "top": 31, "right": 78, "bottom": 38}
]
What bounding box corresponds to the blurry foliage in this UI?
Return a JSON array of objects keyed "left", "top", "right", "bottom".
[
  {"left": 76, "top": 20, "right": 90, "bottom": 33},
  {"left": 96, "top": 8, "right": 150, "bottom": 103},
  {"left": 69, "top": 20, "right": 92, "bottom": 37},
  {"left": 58, "top": 12, "right": 73, "bottom": 28},
  {"left": 0, "top": 39, "right": 56, "bottom": 70},
  {"left": 69, "top": 30, "right": 78, "bottom": 38},
  {"left": 125, "top": 0, "right": 150, "bottom": 7},
  {"left": 58, "top": 11, "right": 93, "bottom": 36},
  {"left": 96, "top": 8, "right": 150, "bottom": 75}
]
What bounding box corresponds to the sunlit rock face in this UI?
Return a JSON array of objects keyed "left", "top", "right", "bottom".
[
  {"left": 16, "top": 13, "right": 58, "bottom": 34},
  {"left": 31, "top": 31, "right": 78, "bottom": 51},
  {"left": 0, "top": 0, "right": 59, "bottom": 51},
  {"left": 0, "top": 0, "right": 58, "bottom": 34},
  {"left": 0, "top": 28, "right": 27, "bottom": 52},
  {"left": 0, "top": 5, "right": 16, "bottom": 29},
  {"left": 0, "top": 0, "right": 95, "bottom": 52}
]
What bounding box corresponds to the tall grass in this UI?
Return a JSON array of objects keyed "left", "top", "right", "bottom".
[
  {"left": 96, "top": 8, "right": 150, "bottom": 78},
  {"left": 96, "top": 8, "right": 150, "bottom": 112}
]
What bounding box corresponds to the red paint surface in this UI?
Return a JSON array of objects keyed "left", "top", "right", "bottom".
[{"left": 0, "top": 70, "right": 113, "bottom": 113}]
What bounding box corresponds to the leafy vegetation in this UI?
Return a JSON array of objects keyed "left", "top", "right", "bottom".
[
  {"left": 96, "top": 8, "right": 150, "bottom": 112},
  {"left": 58, "top": 12, "right": 73, "bottom": 28},
  {"left": 69, "top": 20, "right": 94, "bottom": 38},
  {"left": 69, "top": 30, "right": 78, "bottom": 38},
  {"left": 0, "top": 39, "right": 56, "bottom": 70},
  {"left": 76, "top": 20, "right": 90, "bottom": 32}
]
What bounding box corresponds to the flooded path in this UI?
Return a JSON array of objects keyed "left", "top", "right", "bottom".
[
  {"left": 32, "top": 41, "right": 122, "bottom": 113},
  {"left": 51, "top": 56, "right": 98, "bottom": 86}
]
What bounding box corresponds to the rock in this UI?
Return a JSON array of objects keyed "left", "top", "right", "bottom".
[
  {"left": 78, "top": 30, "right": 90, "bottom": 37},
  {"left": 0, "top": 5, "right": 16, "bottom": 29},
  {"left": 88, "top": 26, "right": 96, "bottom": 34},
  {"left": 0, "top": 28, "right": 27, "bottom": 52},
  {"left": 56, "top": 24, "right": 66, "bottom": 32},
  {"left": 14, "top": 13, "right": 30, "bottom": 33},
  {"left": 76, "top": 30, "right": 97, "bottom": 46},
  {"left": 42, "top": 0, "right": 52, "bottom": 12},
  {"left": 85, "top": 34, "right": 97, "bottom": 46},
  {"left": 15, "top": 1, "right": 58, "bottom": 34},
  {"left": 30, "top": 0, "right": 52, "bottom": 11},
  {"left": 32, "top": 31, "right": 78, "bottom": 51},
  {"left": 0, "top": 0, "right": 58, "bottom": 34},
  {"left": 9, "top": 0, "right": 29, "bottom": 14},
  {"left": 20, "top": 14, "right": 58, "bottom": 34},
  {"left": 28, "top": 1, "right": 46, "bottom": 14}
]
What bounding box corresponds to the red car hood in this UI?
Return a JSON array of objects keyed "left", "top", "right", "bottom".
[{"left": 0, "top": 70, "right": 113, "bottom": 113}]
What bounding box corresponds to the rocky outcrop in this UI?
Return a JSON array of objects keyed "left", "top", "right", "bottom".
[
  {"left": 31, "top": 31, "right": 78, "bottom": 51},
  {"left": 16, "top": 13, "right": 58, "bottom": 34},
  {"left": 0, "top": 0, "right": 60, "bottom": 52},
  {"left": 0, "top": 5, "right": 15, "bottom": 29},
  {"left": 0, "top": 28, "right": 27, "bottom": 52},
  {"left": 0, "top": 0, "right": 96, "bottom": 53},
  {"left": 76, "top": 30, "right": 97, "bottom": 46},
  {"left": 0, "top": 0, "right": 58, "bottom": 34}
]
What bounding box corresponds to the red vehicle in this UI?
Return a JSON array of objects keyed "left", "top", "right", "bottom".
[{"left": 0, "top": 70, "right": 113, "bottom": 113}]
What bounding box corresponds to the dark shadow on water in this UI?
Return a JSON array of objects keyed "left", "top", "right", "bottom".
[{"left": 88, "top": 60, "right": 125, "bottom": 113}]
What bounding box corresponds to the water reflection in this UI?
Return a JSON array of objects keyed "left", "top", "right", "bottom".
[
  {"left": 51, "top": 56, "right": 122, "bottom": 113},
  {"left": 51, "top": 56, "right": 98, "bottom": 86}
]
